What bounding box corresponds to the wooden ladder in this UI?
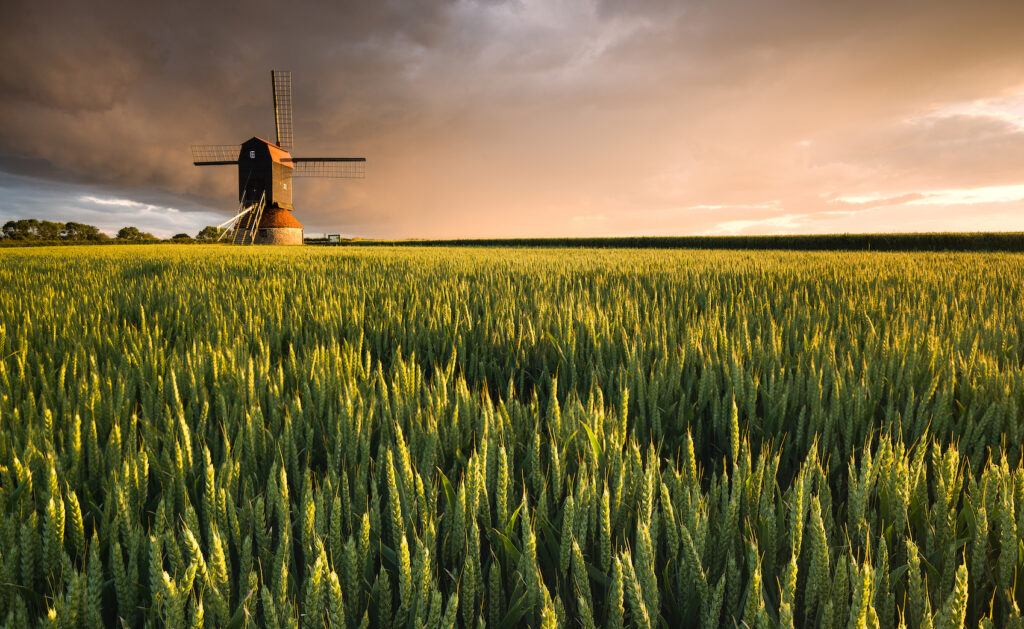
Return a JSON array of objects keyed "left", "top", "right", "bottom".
[{"left": 231, "top": 192, "right": 266, "bottom": 245}]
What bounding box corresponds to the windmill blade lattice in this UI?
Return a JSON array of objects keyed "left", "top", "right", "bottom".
[
  {"left": 288, "top": 158, "right": 366, "bottom": 178},
  {"left": 272, "top": 70, "right": 294, "bottom": 150},
  {"left": 191, "top": 145, "right": 241, "bottom": 165}
]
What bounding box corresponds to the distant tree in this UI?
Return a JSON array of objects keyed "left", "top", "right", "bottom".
[
  {"left": 1, "top": 219, "right": 106, "bottom": 242},
  {"left": 117, "top": 226, "right": 141, "bottom": 240},
  {"left": 37, "top": 221, "right": 65, "bottom": 240},
  {"left": 3, "top": 219, "right": 41, "bottom": 240},
  {"left": 117, "top": 226, "right": 156, "bottom": 241},
  {"left": 171, "top": 233, "right": 192, "bottom": 241},
  {"left": 197, "top": 225, "right": 226, "bottom": 241},
  {"left": 64, "top": 222, "right": 102, "bottom": 241}
]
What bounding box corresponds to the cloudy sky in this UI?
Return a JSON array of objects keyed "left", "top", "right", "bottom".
[{"left": 2, "top": 0, "right": 1024, "bottom": 238}]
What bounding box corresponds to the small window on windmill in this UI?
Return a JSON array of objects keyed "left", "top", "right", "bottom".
[
  {"left": 249, "top": 150, "right": 256, "bottom": 159},
  {"left": 283, "top": 183, "right": 287, "bottom": 189}
]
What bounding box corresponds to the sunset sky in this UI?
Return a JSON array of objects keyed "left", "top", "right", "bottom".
[{"left": 2, "top": 0, "right": 1024, "bottom": 239}]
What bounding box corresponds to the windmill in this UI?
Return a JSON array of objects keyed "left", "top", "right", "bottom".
[{"left": 191, "top": 70, "right": 365, "bottom": 245}]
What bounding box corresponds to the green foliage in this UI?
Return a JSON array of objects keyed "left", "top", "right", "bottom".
[
  {"left": 115, "top": 226, "right": 156, "bottom": 241},
  {"left": 2, "top": 219, "right": 104, "bottom": 241},
  {"left": 196, "top": 226, "right": 226, "bottom": 241},
  {"left": 328, "top": 232, "right": 1024, "bottom": 252},
  {"left": 1, "top": 245, "right": 1023, "bottom": 627}
]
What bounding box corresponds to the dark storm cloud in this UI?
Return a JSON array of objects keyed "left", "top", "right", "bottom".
[
  {"left": 0, "top": 0, "right": 468, "bottom": 233},
  {"left": 2, "top": 0, "right": 1024, "bottom": 237}
]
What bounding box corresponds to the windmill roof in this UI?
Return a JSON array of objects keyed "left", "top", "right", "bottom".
[
  {"left": 266, "top": 144, "right": 293, "bottom": 166},
  {"left": 244, "top": 137, "right": 294, "bottom": 167},
  {"left": 258, "top": 207, "right": 304, "bottom": 229}
]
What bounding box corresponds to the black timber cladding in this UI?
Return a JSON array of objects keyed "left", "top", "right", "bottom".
[{"left": 238, "top": 137, "right": 294, "bottom": 210}]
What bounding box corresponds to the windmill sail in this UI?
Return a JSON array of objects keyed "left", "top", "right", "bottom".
[
  {"left": 272, "top": 70, "right": 294, "bottom": 150},
  {"left": 191, "top": 145, "right": 241, "bottom": 165},
  {"left": 288, "top": 157, "right": 366, "bottom": 178}
]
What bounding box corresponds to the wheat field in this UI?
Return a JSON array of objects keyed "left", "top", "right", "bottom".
[{"left": 1, "top": 245, "right": 1022, "bottom": 628}]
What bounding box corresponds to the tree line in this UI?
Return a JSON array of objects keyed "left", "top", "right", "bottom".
[
  {"left": 1, "top": 219, "right": 226, "bottom": 243},
  {"left": 335, "top": 232, "right": 1024, "bottom": 252}
]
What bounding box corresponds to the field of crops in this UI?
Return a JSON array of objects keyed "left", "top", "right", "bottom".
[{"left": 1, "top": 245, "right": 1023, "bottom": 628}]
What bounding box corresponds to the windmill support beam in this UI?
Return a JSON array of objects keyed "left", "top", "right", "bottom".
[{"left": 215, "top": 206, "right": 254, "bottom": 230}]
